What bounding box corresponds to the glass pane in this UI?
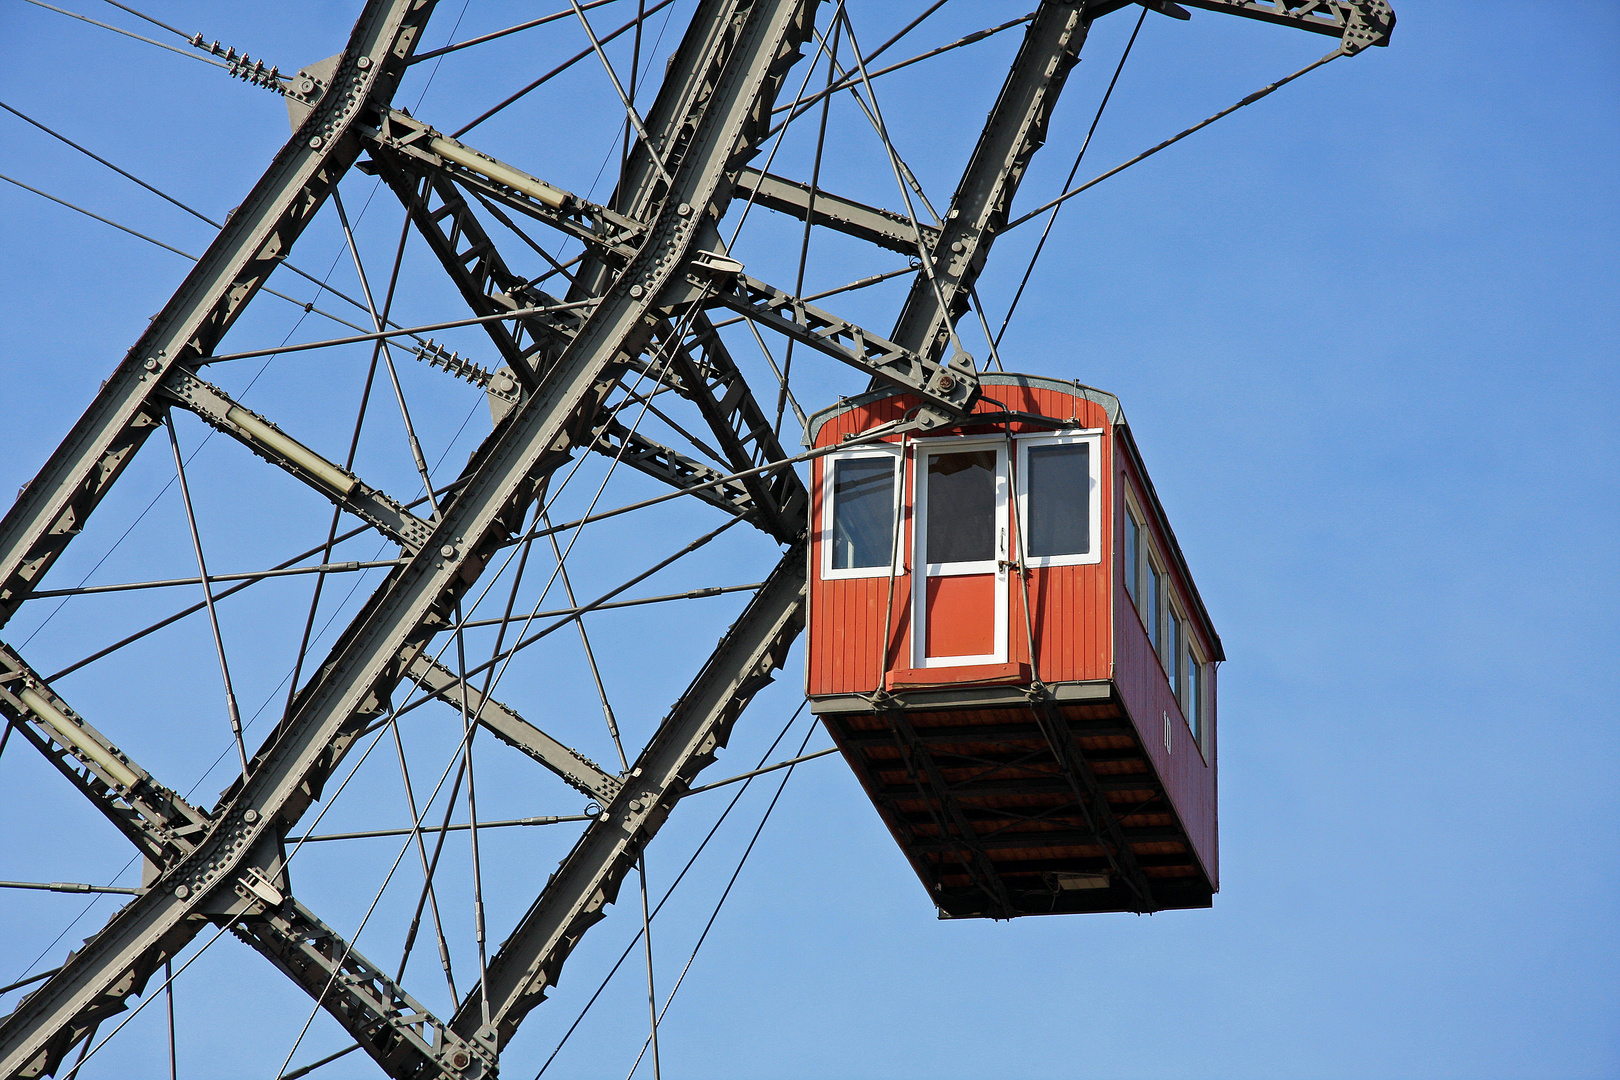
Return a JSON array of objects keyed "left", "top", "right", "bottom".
[
  {"left": 830, "top": 457, "right": 895, "bottom": 570},
  {"left": 1025, "top": 443, "right": 1089, "bottom": 558},
  {"left": 1124, "top": 512, "right": 1139, "bottom": 601},
  {"left": 926, "top": 450, "right": 996, "bottom": 565},
  {"left": 1187, "top": 658, "right": 1201, "bottom": 741},
  {"left": 1145, "top": 560, "right": 1161, "bottom": 651},
  {"left": 1169, "top": 617, "right": 1184, "bottom": 697}
]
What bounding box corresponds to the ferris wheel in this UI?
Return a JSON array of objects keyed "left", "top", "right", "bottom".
[{"left": 0, "top": 1, "right": 1393, "bottom": 1076}]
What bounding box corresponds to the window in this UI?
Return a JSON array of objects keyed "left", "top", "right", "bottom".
[
  {"left": 1166, "top": 608, "right": 1184, "bottom": 699},
  {"left": 1185, "top": 642, "right": 1203, "bottom": 744},
  {"left": 1144, "top": 553, "right": 1163, "bottom": 657},
  {"left": 926, "top": 450, "right": 997, "bottom": 566},
  {"left": 1015, "top": 432, "right": 1102, "bottom": 567},
  {"left": 1123, "top": 504, "right": 1141, "bottom": 604},
  {"left": 822, "top": 449, "right": 901, "bottom": 579}
]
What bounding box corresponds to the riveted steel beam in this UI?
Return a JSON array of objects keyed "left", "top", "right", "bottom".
[
  {"left": 233, "top": 899, "right": 490, "bottom": 1079},
  {"left": 377, "top": 151, "right": 801, "bottom": 535},
  {"left": 0, "top": 643, "right": 209, "bottom": 868},
  {"left": 366, "top": 110, "right": 646, "bottom": 262},
  {"left": 731, "top": 166, "right": 938, "bottom": 254},
  {"left": 160, "top": 369, "right": 436, "bottom": 553},
  {"left": 706, "top": 273, "right": 977, "bottom": 428},
  {"left": 1146, "top": 0, "right": 1395, "bottom": 51},
  {"left": 652, "top": 312, "right": 808, "bottom": 542},
  {"left": 1, "top": 0, "right": 823, "bottom": 1072},
  {"left": 371, "top": 152, "right": 588, "bottom": 389},
  {"left": 404, "top": 651, "right": 622, "bottom": 803},
  {"left": 590, "top": 416, "right": 762, "bottom": 521}
]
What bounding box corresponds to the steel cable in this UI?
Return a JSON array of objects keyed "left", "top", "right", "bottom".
[{"left": 994, "top": 7, "right": 1147, "bottom": 347}]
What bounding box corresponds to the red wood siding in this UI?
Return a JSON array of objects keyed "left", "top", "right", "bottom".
[
  {"left": 1113, "top": 450, "right": 1219, "bottom": 887},
  {"left": 808, "top": 385, "right": 1116, "bottom": 695}
]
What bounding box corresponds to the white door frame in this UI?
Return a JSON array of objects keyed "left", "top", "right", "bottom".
[{"left": 909, "top": 436, "right": 1009, "bottom": 668}]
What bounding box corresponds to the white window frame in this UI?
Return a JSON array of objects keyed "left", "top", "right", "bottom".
[
  {"left": 1144, "top": 543, "right": 1168, "bottom": 662},
  {"left": 1184, "top": 635, "right": 1206, "bottom": 748},
  {"left": 819, "top": 445, "right": 904, "bottom": 581},
  {"left": 1123, "top": 495, "right": 1142, "bottom": 605},
  {"left": 1013, "top": 429, "right": 1103, "bottom": 568},
  {"left": 1168, "top": 599, "right": 1189, "bottom": 704},
  {"left": 910, "top": 435, "right": 1010, "bottom": 668}
]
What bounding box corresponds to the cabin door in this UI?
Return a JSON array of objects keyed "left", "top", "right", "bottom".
[{"left": 912, "top": 441, "right": 1009, "bottom": 667}]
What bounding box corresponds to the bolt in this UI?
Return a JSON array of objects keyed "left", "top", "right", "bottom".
[
  {"left": 951, "top": 241, "right": 964, "bottom": 253},
  {"left": 143, "top": 358, "right": 159, "bottom": 371},
  {"left": 450, "top": 1050, "right": 471, "bottom": 1070},
  {"left": 299, "top": 77, "right": 315, "bottom": 94},
  {"left": 440, "top": 544, "right": 457, "bottom": 558},
  {"left": 243, "top": 808, "right": 259, "bottom": 824},
  {"left": 309, "top": 136, "right": 323, "bottom": 149},
  {"left": 356, "top": 55, "right": 372, "bottom": 70},
  {"left": 629, "top": 284, "right": 644, "bottom": 298},
  {"left": 938, "top": 373, "right": 957, "bottom": 392},
  {"left": 677, "top": 202, "right": 692, "bottom": 216},
  {"left": 174, "top": 884, "right": 190, "bottom": 899}
]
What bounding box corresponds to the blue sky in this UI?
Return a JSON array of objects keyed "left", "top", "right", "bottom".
[{"left": 0, "top": 2, "right": 1615, "bottom": 1078}]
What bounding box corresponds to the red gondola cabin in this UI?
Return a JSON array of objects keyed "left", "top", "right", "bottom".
[{"left": 807, "top": 374, "right": 1222, "bottom": 918}]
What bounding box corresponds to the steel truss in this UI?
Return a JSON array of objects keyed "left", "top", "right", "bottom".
[{"left": 0, "top": 1, "right": 1392, "bottom": 1075}]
